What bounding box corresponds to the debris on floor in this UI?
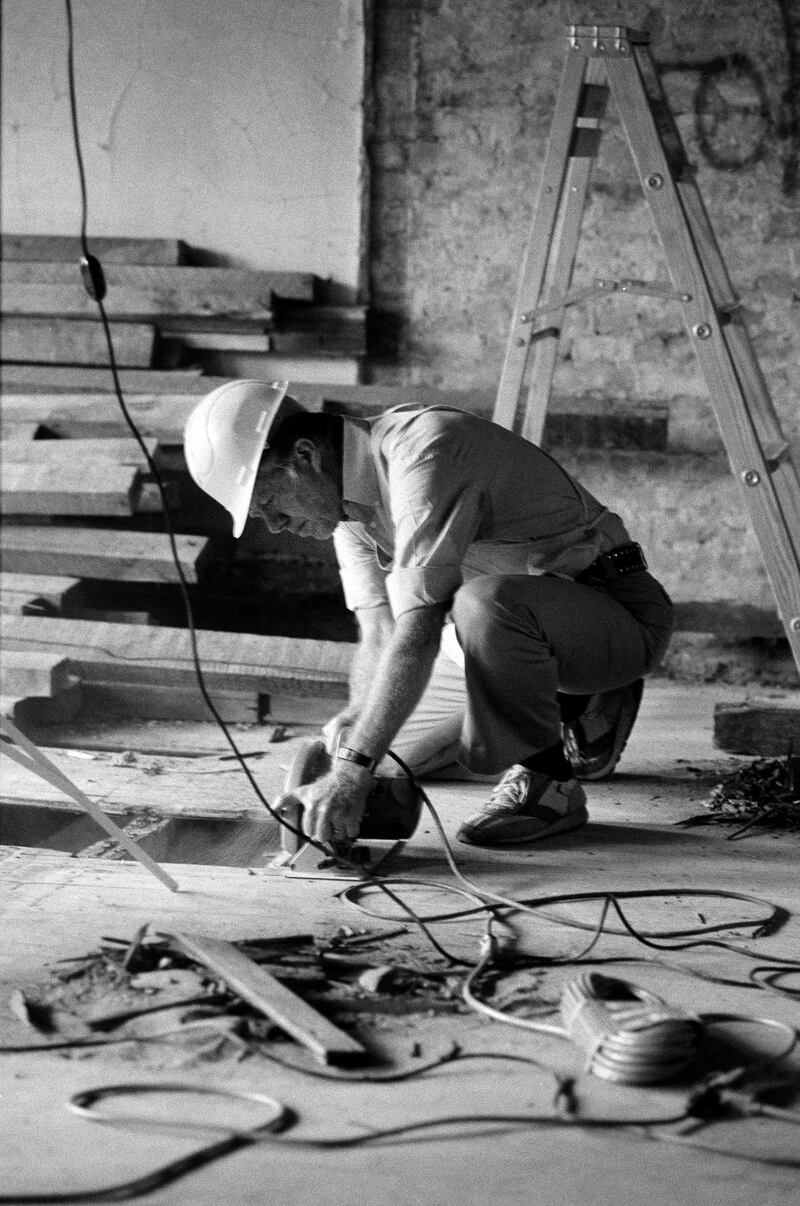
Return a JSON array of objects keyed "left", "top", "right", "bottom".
[
  {"left": 7, "top": 923, "right": 467, "bottom": 1069},
  {"left": 681, "top": 753, "right": 800, "bottom": 836}
]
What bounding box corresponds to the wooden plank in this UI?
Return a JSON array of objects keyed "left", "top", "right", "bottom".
[
  {"left": 0, "top": 573, "right": 82, "bottom": 613},
  {"left": 0, "top": 650, "right": 73, "bottom": 697},
  {"left": 1, "top": 317, "right": 154, "bottom": 367},
  {"left": 1, "top": 262, "right": 313, "bottom": 319},
  {"left": 171, "top": 931, "right": 366, "bottom": 1064},
  {"left": 1, "top": 234, "right": 188, "bottom": 265},
  {"left": 0, "top": 367, "right": 206, "bottom": 393},
  {"left": 78, "top": 681, "right": 261, "bottom": 724},
  {"left": 0, "top": 422, "right": 40, "bottom": 441},
  {"left": 0, "top": 436, "right": 157, "bottom": 467},
  {"left": 0, "top": 462, "right": 140, "bottom": 517},
  {"left": 713, "top": 698, "right": 800, "bottom": 756},
  {"left": 0, "top": 743, "right": 279, "bottom": 822},
  {"left": 0, "top": 680, "right": 82, "bottom": 724},
  {"left": 0, "top": 527, "right": 207, "bottom": 582},
  {"left": 0, "top": 615, "right": 352, "bottom": 695},
  {"left": 672, "top": 601, "right": 785, "bottom": 639},
  {"left": 0, "top": 393, "right": 203, "bottom": 440}
]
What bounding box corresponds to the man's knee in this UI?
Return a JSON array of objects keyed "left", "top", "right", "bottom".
[{"left": 452, "top": 575, "right": 538, "bottom": 652}]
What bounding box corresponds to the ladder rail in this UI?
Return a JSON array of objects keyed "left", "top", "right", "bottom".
[{"left": 493, "top": 47, "right": 588, "bottom": 429}]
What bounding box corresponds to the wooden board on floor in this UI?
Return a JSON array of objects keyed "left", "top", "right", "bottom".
[
  {"left": 0, "top": 393, "right": 204, "bottom": 440},
  {"left": 0, "top": 437, "right": 158, "bottom": 467},
  {"left": 1, "top": 317, "right": 155, "bottom": 366},
  {"left": 2, "top": 262, "right": 313, "bottom": 319},
  {"left": 0, "top": 527, "right": 207, "bottom": 582},
  {"left": 0, "top": 463, "right": 142, "bottom": 517},
  {"left": 78, "top": 680, "right": 262, "bottom": 724},
  {"left": 713, "top": 697, "right": 800, "bottom": 756},
  {"left": 0, "top": 650, "right": 73, "bottom": 698},
  {"left": 172, "top": 931, "right": 366, "bottom": 1064},
  {"left": 0, "top": 367, "right": 207, "bottom": 394},
  {"left": 0, "top": 573, "right": 82, "bottom": 612},
  {"left": 0, "top": 740, "right": 289, "bottom": 822},
  {"left": 1, "top": 234, "right": 188, "bottom": 264},
  {"left": 0, "top": 615, "right": 352, "bottom": 695}
]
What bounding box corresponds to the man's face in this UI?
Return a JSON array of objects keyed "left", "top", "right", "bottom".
[{"left": 248, "top": 439, "right": 343, "bottom": 540}]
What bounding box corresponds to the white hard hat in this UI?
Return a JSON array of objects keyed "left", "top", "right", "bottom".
[{"left": 184, "top": 379, "right": 303, "bottom": 537}]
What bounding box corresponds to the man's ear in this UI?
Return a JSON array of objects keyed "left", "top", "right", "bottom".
[{"left": 291, "top": 437, "right": 323, "bottom": 472}]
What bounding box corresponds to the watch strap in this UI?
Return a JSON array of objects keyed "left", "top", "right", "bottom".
[{"left": 335, "top": 746, "right": 378, "bottom": 773}]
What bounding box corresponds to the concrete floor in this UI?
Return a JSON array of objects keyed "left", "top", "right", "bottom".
[{"left": 1, "top": 682, "right": 799, "bottom": 1205}]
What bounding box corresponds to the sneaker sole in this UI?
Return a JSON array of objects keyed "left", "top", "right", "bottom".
[
  {"left": 565, "top": 680, "right": 644, "bottom": 781},
  {"left": 456, "top": 804, "right": 589, "bottom": 847}
]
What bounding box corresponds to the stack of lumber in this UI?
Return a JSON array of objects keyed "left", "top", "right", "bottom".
[{"left": 1, "top": 233, "right": 365, "bottom": 388}]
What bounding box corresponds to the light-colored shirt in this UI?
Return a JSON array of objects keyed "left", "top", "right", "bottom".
[{"left": 332, "top": 405, "right": 632, "bottom": 618}]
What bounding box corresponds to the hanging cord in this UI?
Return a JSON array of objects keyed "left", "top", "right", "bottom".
[{"left": 61, "top": 0, "right": 480, "bottom": 967}]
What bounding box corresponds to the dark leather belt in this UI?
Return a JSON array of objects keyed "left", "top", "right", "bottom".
[{"left": 577, "top": 541, "right": 648, "bottom": 583}]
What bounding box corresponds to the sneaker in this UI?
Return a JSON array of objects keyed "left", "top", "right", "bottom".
[
  {"left": 456, "top": 766, "right": 588, "bottom": 846},
  {"left": 563, "top": 679, "right": 644, "bottom": 781}
]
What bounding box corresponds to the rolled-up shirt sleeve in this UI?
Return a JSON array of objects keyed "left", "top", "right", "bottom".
[{"left": 333, "top": 522, "right": 390, "bottom": 611}]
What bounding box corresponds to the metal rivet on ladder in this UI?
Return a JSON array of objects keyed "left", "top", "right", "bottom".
[
  {"left": 742, "top": 469, "right": 761, "bottom": 487},
  {"left": 790, "top": 618, "right": 800, "bottom": 633},
  {"left": 646, "top": 174, "right": 664, "bottom": 189},
  {"left": 693, "top": 323, "right": 713, "bottom": 339}
]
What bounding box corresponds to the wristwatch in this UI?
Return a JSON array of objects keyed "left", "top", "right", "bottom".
[{"left": 335, "top": 746, "right": 378, "bottom": 773}]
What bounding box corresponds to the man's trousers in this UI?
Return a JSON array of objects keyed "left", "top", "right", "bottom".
[{"left": 381, "top": 570, "right": 674, "bottom": 778}]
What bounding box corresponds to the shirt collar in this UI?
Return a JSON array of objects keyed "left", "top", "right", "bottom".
[{"left": 341, "top": 416, "right": 380, "bottom": 522}]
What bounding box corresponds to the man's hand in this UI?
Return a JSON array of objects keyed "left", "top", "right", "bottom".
[
  {"left": 279, "top": 761, "right": 372, "bottom": 846},
  {"left": 322, "top": 707, "right": 360, "bottom": 756}
]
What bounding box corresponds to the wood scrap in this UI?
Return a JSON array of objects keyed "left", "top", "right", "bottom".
[
  {"left": 714, "top": 697, "right": 800, "bottom": 756},
  {"left": 2, "top": 262, "right": 313, "bottom": 318},
  {"left": 1, "top": 461, "right": 143, "bottom": 517},
  {"left": 1, "top": 615, "right": 352, "bottom": 694},
  {"left": 170, "top": 931, "right": 367, "bottom": 1064},
  {"left": 2, "top": 234, "right": 188, "bottom": 265},
  {"left": 1, "top": 366, "right": 206, "bottom": 393},
  {"left": 0, "top": 436, "right": 158, "bottom": 466},
  {"left": 1, "top": 317, "right": 155, "bottom": 366},
  {"left": 0, "top": 650, "right": 73, "bottom": 698},
  {"left": 0, "top": 527, "right": 207, "bottom": 582}
]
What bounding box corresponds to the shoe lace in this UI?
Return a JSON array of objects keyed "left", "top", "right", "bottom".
[{"left": 486, "top": 766, "right": 532, "bottom": 812}]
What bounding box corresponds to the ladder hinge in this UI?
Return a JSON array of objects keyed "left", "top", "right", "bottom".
[{"left": 566, "top": 24, "right": 649, "bottom": 56}]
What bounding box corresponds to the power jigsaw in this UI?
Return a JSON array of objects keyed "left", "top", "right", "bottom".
[{"left": 271, "top": 737, "right": 423, "bottom": 880}]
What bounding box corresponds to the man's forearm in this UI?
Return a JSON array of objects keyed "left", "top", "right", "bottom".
[
  {"left": 344, "top": 604, "right": 447, "bottom": 763},
  {"left": 348, "top": 605, "right": 394, "bottom": 708}
]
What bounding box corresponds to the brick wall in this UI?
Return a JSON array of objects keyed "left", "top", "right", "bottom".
[{"left": 365, "top": 0, "right": 799, "bottom": 454}]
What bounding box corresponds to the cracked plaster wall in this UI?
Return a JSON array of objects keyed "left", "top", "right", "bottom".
[{"left": 1, "top": 0, "right": 366, "bottom": 292}]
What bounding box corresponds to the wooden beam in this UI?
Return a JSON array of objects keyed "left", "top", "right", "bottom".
[
  {"left": 0, "top": 650, "right": 73, "bottom": 697},
  {"left": 2, "top": 262, "right": 313, "bottom": 319},
  {"left": 0, "top": 615, "right": 352, "bottom": 695},
  {"left": 0, "top": 527, "right": 207, "bottom": 582},
  {"left": 0, "top": 572, "right": 82, "bottom": 614},
  {"left": 0, "top": 436, "right": 158, "bottom": 467},
  {"left": 1, "top": 317, "right": 155, "bottom": 367},
  {"left": 1, "top": 234, "right": 188, "bottom": 264},
  {"left": 171, "top": 931, "right": 366, "bottom": 1064},
  {"left": 713, "top": 698, "right": 800, "bottom": 756},
  {"left": 1, "top": 462, "right": 141, "bottom": 517},
  {"left": 0, "top": 367, "right": 206, "bottom": 393}
]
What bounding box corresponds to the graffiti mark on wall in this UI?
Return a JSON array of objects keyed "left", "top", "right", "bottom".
[{"left": 659, "top": 0, "right": 800, "bottom": 194}]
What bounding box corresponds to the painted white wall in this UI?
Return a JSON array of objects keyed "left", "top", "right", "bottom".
[{"left": 1, "top": 0, "right": 366, "bottom": 295}]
